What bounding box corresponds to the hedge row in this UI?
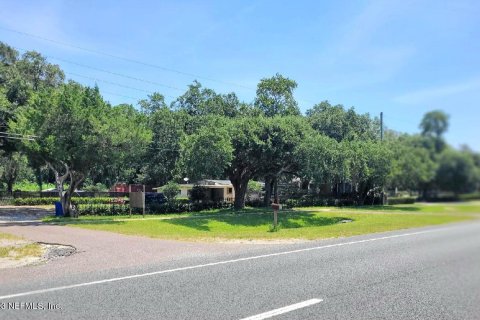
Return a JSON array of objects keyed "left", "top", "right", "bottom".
[
  {"left": 387, "top": 196, "right": 417, "bottom": 205},
  {"left": 146, "top": 201, "right": 232, "bottom": 214},
  {"left": 77, "top": 201, "right": 233, "bottom": 216},
  {"left": 78, "top": 204, "right": 130, "bottom": 215},
  {"left": 13, "top": 197, "right": 127, "bottom": 206},
  {"left": 283, "top": 197, "right": 361, "bottom": 208},
  {"left": 458, "top": 193, "right": 480, "bottom": 201}
]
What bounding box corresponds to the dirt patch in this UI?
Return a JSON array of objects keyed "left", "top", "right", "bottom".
[{"left": 0, "top": 240, "right": 76, "bottom": 269}]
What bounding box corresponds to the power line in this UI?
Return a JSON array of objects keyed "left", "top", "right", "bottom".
[
  {"left": 0, "top": 136, "right": 34, "bottom": 141},
  {"left": 0, "top": 132, "right": 37, "bottom": 138},
  {"left": 1, "top": 26, "right": 255, "bottom": 91},
  {"left": 3, "top": 27, "right": 317, "bottom": 106},
  {"left": 13, "top": 46, "right": 183, "bottom": 92},
  {"left": 65, "top": 71, "right": 177, "bottom": 99},
  {"left": 101, "top": 91, "right": 143, "bottom": 101},
  {"left": 67, "top": 72, "right": 152, "bottom": 94}
]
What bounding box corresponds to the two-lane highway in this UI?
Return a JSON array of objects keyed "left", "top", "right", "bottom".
[{"left": 1, "top": 222, "right": 479, "bottom": 319}]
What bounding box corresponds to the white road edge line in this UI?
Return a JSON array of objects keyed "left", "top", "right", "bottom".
[
  {"left": 239, "top": 298, "right": 323, "bottom": 320},
  {"left": 0, "top": 227, "right": 448, "bottom": 300}
]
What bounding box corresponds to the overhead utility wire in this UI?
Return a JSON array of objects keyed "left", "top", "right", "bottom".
[
  {"left": 65, "top": 72, "right": 177, "bottom": 99},
  {"left": 13, "top": 46, "right": 182, "bottom": 92},
  {"left": 0, "top": 132, "right": 36, "bottom": 141},
  {"left": 4, "top": 27, "right": 317, "bottom": 106},
  {"left": 1, "top": 26, "right": 254, "bottom": 90},
  {"left": 0, "top": 132, "right": 37, "bottom": 138},
  {"left": 101, "top": 90, "right": 143, "bottom": 101}
]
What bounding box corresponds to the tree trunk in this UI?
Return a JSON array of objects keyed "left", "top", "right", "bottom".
[
  {"left": 63, "top": 171, "right": 85, "bottom": 217},
  {"left": 6, "top": 179, "right": 14, "bottom": 194},
  {"left": 46, "top": 161, "right": 70, "bottom": 216},
  {"left": 35, "top": 168, "right": 43, "bottom": 192},
  {"left": 273, "top": 178, "right": 279, "bottom": 203},
  {"left": 263, "top": 176, "right": 274, "bottom": 206},
  {"left": 230, "top": 169, "right": 250, "bottom": 210}
]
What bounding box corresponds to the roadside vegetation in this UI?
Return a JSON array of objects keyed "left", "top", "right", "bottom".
[
  {"left": 0, "top": 232, "right": 43, "bottom": 260},
  {"left": 1, "top": 41, "right": 479, "bottom": 217},
  {"left": 44, "top": 202, "right": 480, "bottom": 241}
]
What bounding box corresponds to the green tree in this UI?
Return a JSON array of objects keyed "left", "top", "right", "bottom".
[
  {"left": 177, "top": 118, "right": 233, "bottom": 181},
  {"left": 254, "top": 73, "right": 300, "bottom": 117},
  {"left": 259, "top": 116, "right": 311, "bottom": 205},
  {"left": 162, "top": 181, "right": 180, "bottom": 202},
  {"left": 92, "top": 103, "right": 152, "bottom": 186},
  {"left": 436, "top": 149, "right": 478, "bottom": 194},
  {"left": 138, "top": 92, "right": 167, "bottom": 115},
  {"left": 0, "top": 151, "right": 30, "bottom": 192},
  {"left": 142, "top": 107, "right": 187, "bottom": 186},
  {"left": 420, "top": 110, "right": 449, "bottom": 153},
  {"left": 386, "top": 136, "right": 437, "bottom": 192},
  {"left": 342, "top": 140, "right": 392, "bottom": 204},
  {"left": 306, "top": 101, "right": 380, "bottom": 142},
  {"left": 227, "top": 116, "right": 269, "bottom": 209},
  {"left": 296, "top": 133, "right": 344, "bottom": 188},
  {"left": 171, "top": 81, "right": 240, "bottom": 117},
  {"left": 11, "top": 82, "right": 150, "bottom": 216}
]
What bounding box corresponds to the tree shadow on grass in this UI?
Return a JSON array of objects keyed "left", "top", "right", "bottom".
[
  {"left": 164, "top": 211, "right": 353, "bottom": 232},
  {"left": 340, "top": 205, "right": 421, "bottom": 212},
  {"left": 53, "top": 219, "right": 127, "bottom": 227}
]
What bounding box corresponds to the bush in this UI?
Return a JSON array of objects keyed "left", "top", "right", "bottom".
[
  {"left": 13, "top": 197, "right": 54, "bottom": 206},
  {"left": 13, "top": 197, "right": 127, "bottom": 206},
  {"left": 82, "top": 183, "right": 108, "bottom": 192},
  {"left": 162, "top": 182, "right": 180, "bottom": 202},
  {"left": 189, "top": 186, "right": 209, "bottom": 202},
  {"left": 458, "top": 193, "right": 480, "bottom": 201},
  {"left": 245, "top": 199, "right": 265, "bottom": 208},
  {"left": 282, "top": 196, "right": 374, "bottom": 208},
  {"left": 78, "top": 204, "right": 130, "bottom": 216},
  {"left": 147, "top": 200, "right": 232, "bottom": 214},
  {"left": 387, "top": 196, "right": 416, "bottom": 205}
]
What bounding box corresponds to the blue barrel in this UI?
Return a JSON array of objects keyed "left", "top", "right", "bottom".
[{"left": 54, "top": 201, "right": 63, "bottom": 217}]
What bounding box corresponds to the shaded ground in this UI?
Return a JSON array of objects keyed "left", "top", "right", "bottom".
[{"left": 0, "top": 205, "right": 54, "bottom": 222}]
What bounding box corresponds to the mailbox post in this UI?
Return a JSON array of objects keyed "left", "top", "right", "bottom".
[
  {"left": 271, "top": 202, "right": 279, "bottom": 226},
  {"left": 271, "top": 196, "right": 281, "bottom": 227}
]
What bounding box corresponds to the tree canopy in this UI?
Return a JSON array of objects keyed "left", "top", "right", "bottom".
[{"left": 1, "top": 41, "right": 479, "bottom": 213}]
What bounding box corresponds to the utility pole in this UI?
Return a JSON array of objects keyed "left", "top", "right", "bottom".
[{"left": 380, "top": 112, "right": 384, "bottom": 141}]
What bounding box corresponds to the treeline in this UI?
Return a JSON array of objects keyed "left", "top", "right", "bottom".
[{"left": 1, "top": 42, "right": 479, "bottom": 215}]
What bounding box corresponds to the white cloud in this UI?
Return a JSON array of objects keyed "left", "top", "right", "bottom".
[{"left": 394, "top": 78, "right": 480, "bottom": 104}]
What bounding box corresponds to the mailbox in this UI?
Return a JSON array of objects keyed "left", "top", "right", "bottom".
[{"left": 271, "top": 203, "right": 280, "bottom": 210}]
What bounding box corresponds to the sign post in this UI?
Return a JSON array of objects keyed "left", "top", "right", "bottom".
[
  {"left": 271, "top": 197, "right": 281, "bottom": 227},
  {"left": 129, "top": 189, "right": 145, "bottom": 218}
]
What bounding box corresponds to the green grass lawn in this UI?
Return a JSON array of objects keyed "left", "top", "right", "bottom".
[{"left": 43, "top": 202, "right": 480, "bottom": 241}]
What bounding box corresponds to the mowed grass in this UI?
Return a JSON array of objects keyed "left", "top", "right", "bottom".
[
  {"left": 46, "top": 202, "right": 480, "bottom": 241},
  {"left": 0, "top": 232, "right": 43, "bottom": 259},
  {"left": 0, "top": 232, "right": 21, "bottom": 240}
]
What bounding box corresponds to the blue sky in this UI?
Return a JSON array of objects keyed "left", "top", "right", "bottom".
[{"left": 1, "top": 0, "right": 479, "bottom": 150}]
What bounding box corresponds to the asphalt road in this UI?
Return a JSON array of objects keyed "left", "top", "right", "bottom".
[{"left": 1, "top": 221, "right": 479, "bottom": 320}]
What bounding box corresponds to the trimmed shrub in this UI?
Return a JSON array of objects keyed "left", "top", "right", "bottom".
[
  {"left": 146, "top": 200, "right": 232, "bottom": 214},
  {"left": 13, "top": 197, "right": 127, "bottom": 206},
  {"left": 77, "top": 204, "right": 130, "bottom": 216},
  {"left": 387, "top": 197, "right": 416, "bottom": 205},
  {"left": 162, "top": 182, "right": 180, "bottom": 202},
  {"left": 458, "top": 193, "right": 480, "bottom": 201},
  {"left": 189, "top": 186, "right": 209, "bottom": 202}
]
